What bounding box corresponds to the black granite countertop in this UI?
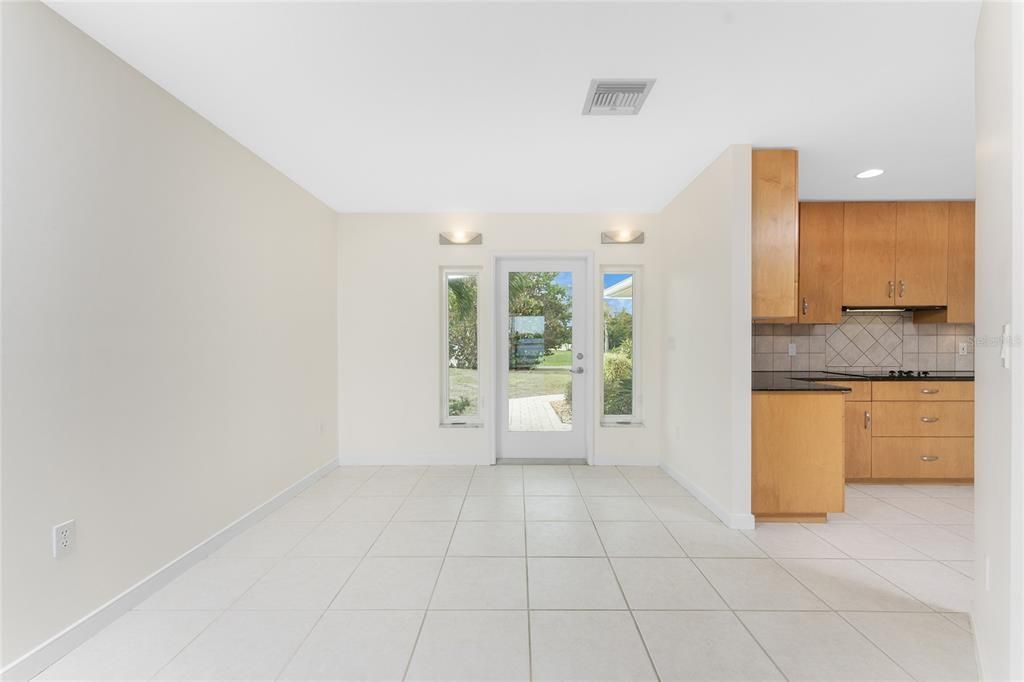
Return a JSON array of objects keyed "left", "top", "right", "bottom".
[{"left": 753, "top": 370, "right": 975, "bottom": 392}]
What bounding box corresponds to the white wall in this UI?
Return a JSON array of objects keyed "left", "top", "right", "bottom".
[
  {"left": 658, "top": 145, "right": 753, "bottom": 529},
  {"left": 1, "top": 2, "right": 338, "bottom": 666},
  {"left": 337, "top": 213, "right": 662, "bottom": 465},
  {"left": 973, "top": 2, "right": 1024, "bottom": 679}
]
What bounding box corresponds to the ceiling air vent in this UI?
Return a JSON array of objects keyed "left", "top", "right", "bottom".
[{"left": 582, "top": 79, "right": 656, "bottom": 116}]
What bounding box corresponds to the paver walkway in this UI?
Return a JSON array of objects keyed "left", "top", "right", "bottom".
[{"left": 508, "top": 394, "right": 570, "bottom": 431}]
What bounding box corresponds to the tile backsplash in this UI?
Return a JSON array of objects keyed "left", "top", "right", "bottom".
[{"left": 752, "top": 312, "right": 974, "bottom": 373}]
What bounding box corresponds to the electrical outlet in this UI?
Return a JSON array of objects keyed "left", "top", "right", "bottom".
[
  {"left": 788, "top": 342, "right": 797, "bottom": 357},
  {"left": 958, "top": 342, "right": 969, "bottom": 356},
  {"left": 53, "top": 520, "right": 75, "bottom": 559}
]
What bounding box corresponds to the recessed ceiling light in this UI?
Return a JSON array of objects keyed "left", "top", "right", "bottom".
[{"left": 856, "top": 168, "right": 885, "bottom": 179}]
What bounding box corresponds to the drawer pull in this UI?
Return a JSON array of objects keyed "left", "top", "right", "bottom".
[
  {"left": 921, "top": 416, "right": 940, "bottom": 423},
  {"left": 864, "top": 411, "right": 871, "bottom": 429},
  {"left": 920, "top": 455, "right": 940, "bottom": 462},
  {"left": 920, "top": 388, "right": 940, "bottom": 395}
]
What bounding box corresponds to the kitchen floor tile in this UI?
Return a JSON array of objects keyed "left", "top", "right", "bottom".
[
  {"left": 860, "top": 559, "right": 973, "bottom": 612},
  {"left": 409, "top": 476, "right": 470, "bottom": 497},
  {"left": 527, "top": 557, "right": 626, "bottom": 609},
  {"left": 524, "top": 496, "right": 591, "bottom": 521},
  {"left": 530, "top": 611, "right": 657, "bottom": 681},
  {"left": 803, "top": 523, "right": 927, "bottom": 560},
  {"left": 843, "top": 612, "right": 978, "bottom": 681},
  {"left": 214, "top": 522, "right": 316, "bottom": 558},
  {"left": 884, "top": 497, "right": 975, "bottom": 524},
  {"left": 326, "top": 496, "right": 404, "bottom": 522},
  {"left": 406, "top": 610, "right": 530, "bottom": 681},
  {"left": 137, "top": 557, "right": 275, "bottom": 611},
  {"left": 777, "top": 558, "right": 928, "bottom": 612},
  {"left": 524, "top": 477, "right": 581, "bottom": 496},
  {"left": 35, "top": 611, "right": 218, "bottom": 681},
  {"left": 330, "top": 557, "right": 442, "bottom": 609},
  {"left": 526, "top": 521, "right": 605, "bottom": 556},
  {"left": 611, "top": 558, "right": 726, "bottom": 610},
  {"left": 584, "top": 496, "right": 657, "bottom": 521},
  {"left": 739, "top": 611, "right": 910, "bottom": 681},
  {"left": 626, "top": 477, "right": 691, "bottom": 497},
  {"left": 289, "top": 522, "right": 386, "bottom": 557},
  {"left": 392, "top": 496, "right": 464, "bottom": 521},
  {"left": 447, "top": 521, "right": 525, "bottom": 556},
  {"left": 596, "top": 521, "right": 685, "bottom": 557},
  {"left": 279, "top": 610, "right": 422, "bottom": 681},
  {"left": 644, "top": 497, "right": 719, "bottom": 522},
  {"left": 634, "top": 611, "right": 783, "bottom": 681},
  {"left": 468, "top": 477, "right": 525, "bottom": 496},
  {"left": 231, "top": 557, "right": 358, "bottom": 610},
  {"left": 693, "top": 558, "right": 828, "bottom": 611},
  {"left": 743, "top": 524, "right": 847, "bottom": 558},
  {"left": 842, "top": 497, "right": 928, "bottom": 524},
  {"left": 429, "top": 557, "right": 527, "bottom": 609},
  {"left": 459, "top": 496, "right": 525, "bottom": 521},
  {"left": 873, "top": 524, "right": 974, "bottom": 560},
  {"left": 665, "top": 523, "right": 765, "bottom": 558},
  {"left": 153, "top": 610, "right": 319, "bottom": 681},
  {"left": 368, "top": 521, "right": 454, "bottom": 556},
  {"left": 575, "top": 478, "right": 639, "bottom": 496}
]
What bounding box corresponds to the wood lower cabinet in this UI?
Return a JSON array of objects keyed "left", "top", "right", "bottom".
[
  {"left": 752, "top": 391, "right": 845, "bottom": 521},
  {"left": 895, "top": 202, "right": 949, "bottom": 307},
  {"left": 845, "top": 401, "right": 873, "bottom": 479},
  {"left": 752, "top": 150, "right": 799, "bottom": 320},
  {"left": 871, "top": 401, "right": 974, "bottom": 438},
  {"left": 872, "top": 437, "right": 974, "bottom": 479},
  {"left": 798, "top": 202, "right": 844, "bottom": 323}
]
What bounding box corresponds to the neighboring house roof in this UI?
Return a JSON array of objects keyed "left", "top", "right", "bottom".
[{"left": 603, "top": 276, "right": 633, "bottom": 299}]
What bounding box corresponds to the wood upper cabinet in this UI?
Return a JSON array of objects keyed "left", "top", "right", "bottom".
[
  {"left": 842, "top": 202, "right": 897, "bottom": 306},
  {"left": 945, "top": 202, "right": 975, "bottom": 322},
  {"left": 895, "top": 202, "right": 949, "bottom": 306},
  {"left": 752, "top": 149, "right": 799, "bottom": 319},
  {"left": 798, "top": 202, "right": 844, "bottom": 323}
]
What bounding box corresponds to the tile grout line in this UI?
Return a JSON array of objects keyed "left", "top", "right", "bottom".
[
  {"left": 626, "top": 469, "right": 791, "bottom": 682},
  {"left": 591, "top": 468, "right": 662, "bottom": 682},
  {"left": 399, "top": 467, "right": 472, "bottom": 681},
  {"left": 269, "top": 465, "right": 400, "bottom": 681}
]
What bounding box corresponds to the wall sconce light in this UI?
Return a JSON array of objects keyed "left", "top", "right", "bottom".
[
  {"left": 439, "top": 230, "right": 482, "bottom": 245},
  {"left": 601, "top": 229, "right": 644, "bottom": 244}
]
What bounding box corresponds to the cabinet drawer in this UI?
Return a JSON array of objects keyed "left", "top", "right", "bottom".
[
  {"left": 872, "top": 437, "right": 974, "bottom": 478},
  {"left": 871, "top": 381, "right": 973, "bottom": 402},
  {"left": 871, "top": 401, "right": 974, "bottom": 437}
]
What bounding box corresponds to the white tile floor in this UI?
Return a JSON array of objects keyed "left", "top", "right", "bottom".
[{"left": 34, "top": 466, "right": 979, "bottom": 681}]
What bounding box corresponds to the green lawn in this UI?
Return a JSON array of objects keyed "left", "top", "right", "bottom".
[
  {"left": 449, "top": 367, "right": 571, "bottom": 403},
  {"left": 537, "top": 349, "right": 572, "bottom": 367}
]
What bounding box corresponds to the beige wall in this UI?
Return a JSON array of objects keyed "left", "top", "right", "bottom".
[
  {"left": 337, "top": 213, "right": 662, "bottom": 465},
  {"left": 1, "top": 2, "right": 338, "bottom": 665},
  {"left": 658, "top": 144, "right": 753, "bottom": 528}
]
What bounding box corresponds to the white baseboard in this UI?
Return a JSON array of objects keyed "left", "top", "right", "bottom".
[
  {"left": 660, "top": 462, "right": 755, "bottom": 530},
  {"left": 1, "top": 459, "right": 338, "bottom": 682}
]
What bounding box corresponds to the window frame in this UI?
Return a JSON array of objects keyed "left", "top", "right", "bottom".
[
  {"left": 600, "top": 266, "right": 642, "bottom": 426},
  {"left": 440, "top": 266, "right": 484, "bottom": 427}
]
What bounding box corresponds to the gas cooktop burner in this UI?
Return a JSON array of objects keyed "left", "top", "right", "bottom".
[{"left": 889, "top": 370, "right": 930, "bottom": 378}]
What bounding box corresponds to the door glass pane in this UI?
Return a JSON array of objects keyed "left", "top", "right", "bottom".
[
  {"left": 446, "top": 272, "right": 479, "bottom": 419},
  {"left": 603, "top": 272, "right": 634, "bottom": 416},
  {"left": 508, "top": 271, "right": 573, "bottom": 431}
]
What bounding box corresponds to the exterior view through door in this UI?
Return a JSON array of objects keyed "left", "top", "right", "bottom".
[{"left": 498, "top": 258, "right": 589, "bottom": 460}]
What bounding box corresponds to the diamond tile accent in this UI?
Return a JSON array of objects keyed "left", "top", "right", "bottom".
[{"left": 827, "top": 313, "right": 903, "bottom": 369}]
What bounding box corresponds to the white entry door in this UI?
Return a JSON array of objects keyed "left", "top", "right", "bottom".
[{"left": 497, "top": 258, "right": 589, "bottom": 460}]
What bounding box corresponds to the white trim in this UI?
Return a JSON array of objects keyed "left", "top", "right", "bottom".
[
  {"left": 599, "top": 265, "right": 642, "bottom": 426},
  {"left": 491, "top": 252, "right": 595, "bottom": 464},
  {"left": 660, "top": 461, "right": 755, "bottom": 530},
  {"left": 0, "top": 459, "right": 337, "bottom": 682},
  {"left": 440, "top": 266, "right": 483, "bottom": 427}
]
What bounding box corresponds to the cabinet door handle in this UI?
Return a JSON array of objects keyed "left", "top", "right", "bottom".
[
  {"left": 920, "top": 388, "right": 940, "bottom": 395},
  {"left": 864, "top": 411, "right": 871, "bottom": 429},
  {"left": 920, "top": 455, "right": 940, "bottom": 462},
  {"left": 899, "top": 280, "right": 906, "bottom": 298},
  {"left": 888, "top": 280, "right": 895, "bottom": 299},
  {"left": 921, "top": 416, "right": 940, "bottom": 423},
  {"left": 802, "top": 297, "right": 808, "bottom": 316}
]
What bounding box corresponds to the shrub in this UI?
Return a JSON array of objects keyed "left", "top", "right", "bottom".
[
  {"left": 562, "top": 351, "right": 633, "bottom": 415},
  {"left": 448, "top": 396, "right": 472, "bottom": 416}
]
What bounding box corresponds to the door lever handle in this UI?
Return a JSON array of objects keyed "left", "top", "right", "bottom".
[{"left": 568, "top": 367, "right": 584, "bottom": 374}]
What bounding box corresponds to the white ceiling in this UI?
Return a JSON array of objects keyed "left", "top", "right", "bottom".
[{"left": 49, "top": 1, "right": 980, "bottom": 213}]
